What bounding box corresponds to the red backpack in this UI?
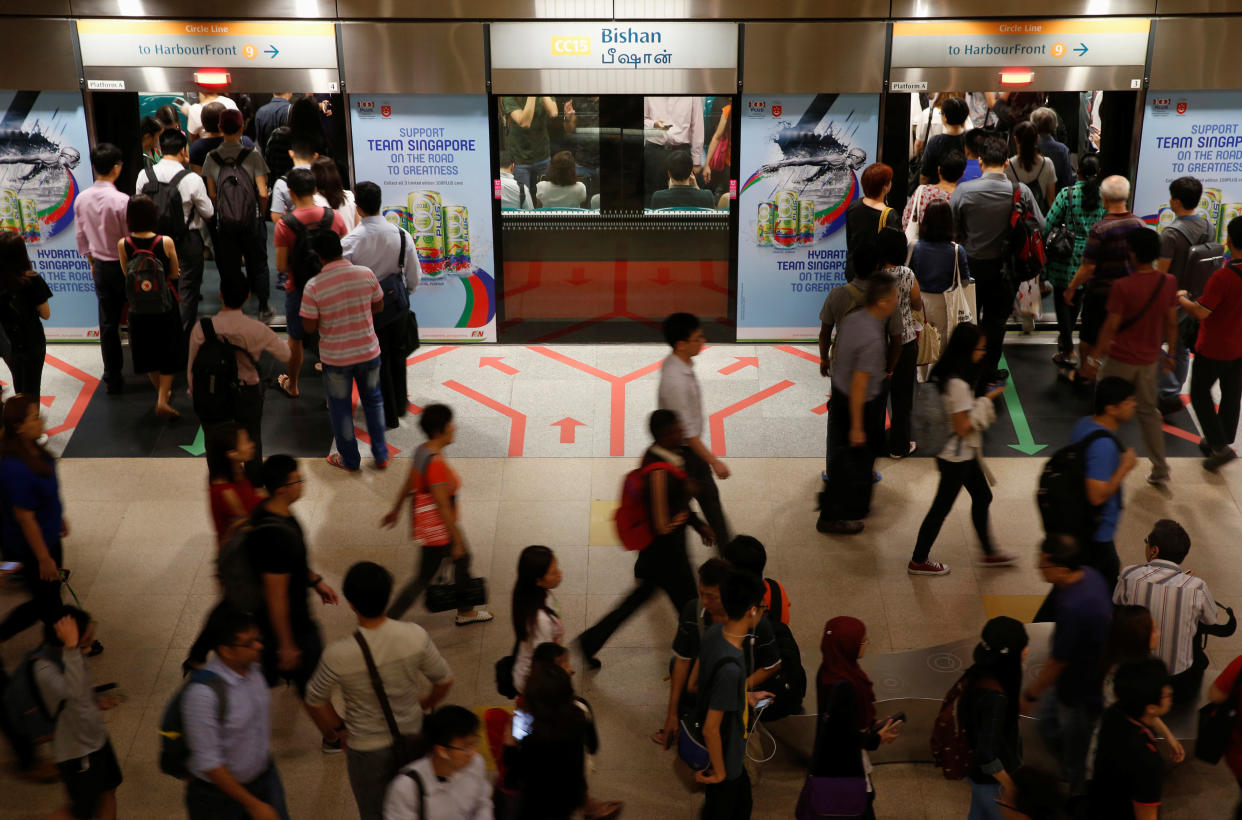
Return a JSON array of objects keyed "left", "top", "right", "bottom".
[
  {"left": 1006, "top": 182, "right": 1046, "bottom": 282},
  {"left": 614, "top": 461, "right": 688, "bottom": 551},
  {"left": 929, "top": 674, "right": 1003, "bottom": 780}
]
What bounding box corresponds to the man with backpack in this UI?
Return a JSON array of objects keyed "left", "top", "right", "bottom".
[
  {"left": 1156, "top": 176, "right": 1215, "bottom": 416},
  {"left": 271, "top": 167, "right": 348, "bottom": 399},
  {"left": 186, "top": 277, "right": 290, "bottom": 478},
  {"left": 1180, "top": 216, "right": 1242, "bottom": 472},
  {"left": 177, "top": 606, "right": 289, "bottom": 820},
  {"left": 135, "top": 128, "right": 214, "bottom": 330},
  {"left": 32, "top": 607, "right": 123, "bottom": 820},
  {"left": 269, "top": 140, "right": 325, "bottom": 223},
  {"left": 203, "top": 108, "right": 274, "bottom": 322},
  {"left": 1064, "top": 175, "right": 1147, "bottom": 384},
  {"left": 383, "top": 706, "right": 492, "bottom": 820},
  {"left": 950, "top": 134, "right": 1045, "bottom": 386},
  {"left": 343, "top": 181, "right": 421, "bottom": 430},
  {"left": 299, "top": 231, "right": 390, "bottom": 472},
  {"left": 499, "top": 151, "right": 533, "bottom": 210},
  {"left": 576, "top": 409, "right": 714, "bottom": 669},
  {"left": 304, "top": 561, "right": 453, "bottom": 820},
  {"left": 654, "top": 558, "right": 781, "bottom": 750},
  {"left": 1079, "top": 228, "right": 1179, "bottom": 488}
]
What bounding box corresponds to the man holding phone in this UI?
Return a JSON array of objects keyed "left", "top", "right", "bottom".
[{"left": 691, "top": 570, "right": 772, "bottom": 820}]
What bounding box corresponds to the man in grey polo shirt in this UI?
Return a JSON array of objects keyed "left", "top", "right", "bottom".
[
  {"left": 343, "top": 181, "right": 421, "bottom": 429},
  {"left": 951, "top": 134, "right": 1044, "bottom": 386},
  {"left": 658, "top": 312, "right": 730, "bottom": 547},
  {"left": 817, "top": 271, "right": 898, "bottom": 535}
]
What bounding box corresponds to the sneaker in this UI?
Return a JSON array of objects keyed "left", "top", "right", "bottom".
[
  {"left": 1146, "top": 472, "right": 1170, "bottom": 487},
  {"left": 258, "top": 306, "right": 276, "bottom": 323},
  {"left": 575, "top": 637, "right": 602, "bottom": 670},
  {"left": 977, "top": 553, "right": 1018, "bottom": 567},
  {"left": 907, "top": 560, "right": 951, "bottom": 576},
  {"left": 1158, "top": 395, "right": 1186, "bottom": 417},
  {"left": 1204, "top": 448, "right": 1238, "bottom": 473},
  {"left": 455, "top": 609, "right": 494, "bottom": 626},
  {"left": 322, "top": 737, "right": 343, "bottom": 754},
  {"left": 375, "top": 457, "right": 391, "bottom": 470},
  {"left": 816, "top": 519, "right": 864, "bottom": 535},
  {"left": 889, "top": 442, "right": 917, "bottom": 460}
]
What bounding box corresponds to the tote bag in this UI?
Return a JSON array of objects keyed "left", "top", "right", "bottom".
[
  {"left": 904, "top": 187, "right": 928, "bottom": 263},
  {"left": 943, "top": 243, "right": 976, "bottom": 337}
]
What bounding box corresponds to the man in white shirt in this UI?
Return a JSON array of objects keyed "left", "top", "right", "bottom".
[
  {"left": 135, "top": 128, "right": 214, "bottom": 330},
  {"left": 643, "top": 97, "right": 704, "bottom": 207},
  {"left": 269, "top": 140, "right": 326, "bottom": 222},
  {"left": 657, "top": 312, "right": 730, "bottom": 547},
  {"left": 1114, "top": 519, "right": 1219, "bottom": 704},
  {"left": 185, "top": 90, "right": 239, "bottom": 140},
  {"left": 306, "top": 562, "right": 453, "bottom": 820},
  {"left": 384, "top": 706, "right": 492, "bottom": 820},
  {"left": 498, "top": 151, "right": 532, "bottom": 210},
  {"left": 343, "top": 181, "right": 421, "bottom": 429}
]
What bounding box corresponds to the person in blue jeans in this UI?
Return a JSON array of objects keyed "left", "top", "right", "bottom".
[
  {"left": 1020, "top": 535, "right": 1113, "bottom": 806},
  {"left": 299, "top": 231, "right": 389, "bottom": 471}
]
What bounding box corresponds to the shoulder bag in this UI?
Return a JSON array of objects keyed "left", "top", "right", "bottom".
[
  {"left": 943, "top": 243, "right": 976, "bottom": 337},
  {"left": 1117, "top": 275, "right": 1169, "bottom": 334},
  {"left": 795, "top": 709, "right": 869, "bottom": 818},
  {"left": 353, "top": 631, "right": 428, "bottom": 780},
  {"left": 1044, "top": 189, "right": 1076, "bottom": 261},
  {"left": 904, "top": 186, "right": 926, "bottom": 263},
  {"left": 915, "top": 306, "right": 942, "bottom": 367},
  {"left": 1196, "top": 658, "right": 1242, "bottom": 764},
  {"left": 412, "top": 448, "right": 451, "bottom": 546}
]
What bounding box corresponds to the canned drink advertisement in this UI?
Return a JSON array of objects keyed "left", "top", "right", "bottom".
[
  {"left": 0, "top": 91, "right": 97, "bottom": 340},
  {"left": 1135, "top": 90, "right": 1242, "bottom": 270},
  {"left": 737, "top": 94, "right": 878, "bottom": 341},
  {"left": 350, "top": 95, "right": 496, "bottom": 341}
]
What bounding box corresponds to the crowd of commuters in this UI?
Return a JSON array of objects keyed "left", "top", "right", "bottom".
[{"left": 6, "top": 91, "right": 1242, "bottom": 820}]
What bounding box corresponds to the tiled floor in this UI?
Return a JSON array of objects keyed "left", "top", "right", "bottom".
[{"left": 5, "top": 450, "right": 1242, "bottom": 818}]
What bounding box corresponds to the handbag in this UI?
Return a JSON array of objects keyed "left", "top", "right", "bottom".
[
  {"left": 915, "top": 307, "right": 941, "bottom": 366},
  {"left": 709, "top": 127, "right": 730, "bottom": 172},
  {"left": 1015, "top": 278, "right": 1042, "bottom": 319},
  {"left": 907, "top": 96, "right": 935, "bottom": 196},
  {"left": 412, "top": 449, "right": 450, "bottom": 546},
  {"left": 353, "top": 631, "right": 427, "bottom": 780},
  {"left": 943, "top": 243, "right": 976, "bottom": 338},
  {"left": 1196, "top": 659, "right": 1242, "bottom": 764},
  {"left": 494, "top": 641, "right": 520, "bottom": 699},
  {"left": 904, "top": 187, "right": 925, "bottom": 263},
  {"left": 1044, "top": 215, "right": 1076, "bottom": 262},
  {"left": 401, "top": 310, "right": 421, "bottom": 357},
  {"left": 795, "top": 774, "right": 869, "bottom": 819},
  {"left": 425, "top": 560, "right": 488, "bottom": 613}
]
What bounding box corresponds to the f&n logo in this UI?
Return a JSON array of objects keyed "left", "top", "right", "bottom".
[{"left": 471, "top": 330, "right": 485, "bottom": 338}]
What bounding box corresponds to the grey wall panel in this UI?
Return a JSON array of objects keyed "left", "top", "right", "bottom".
[
  {"left": 491, "top": 68, "right": 736, "bottom": 95},
  {"left": 614, "top": 0, "right": 890, "bottom": 18},
  {"left": 341, "top": 22, "right": 484, "bottom": 94},
  {"left": 0, "top": 1, "right": 72, "bottom": 13},
  {"left": 70, "top": 0, "right": 336, "bottom": 15},
  {"left": 888, "top": 64, "right": 1145, "bottom": 92},
  {"left": 0, "top": 19, "right": 80, "bottom": 91},
  {"left": 892, "top": 0, "right": 1154, "bottom": 15},
  {"left": 82, "top": 65, "right": 339, "bottom": 93},
  {"left": 335, "top": 0, "right": 611, "bottom": 19},
  {"left": 744, "top": 22, "right": 886, "bottom": 94},
  {"left": 1149, "top": 16, "right": 1242, "bottom": 90},
  {"left": 1156, "top": 0, "right": 1242, "bottom": 11}
]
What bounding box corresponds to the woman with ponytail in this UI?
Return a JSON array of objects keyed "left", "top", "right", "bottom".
[{"left": 961, "top": 617, "right": 1029, "bottom": 820}]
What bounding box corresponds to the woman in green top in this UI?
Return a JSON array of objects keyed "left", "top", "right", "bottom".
[{"left": 1042, "top": 154, "right": 1105, "bottom": 366}]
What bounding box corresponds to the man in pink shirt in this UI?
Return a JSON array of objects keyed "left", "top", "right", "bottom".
[
  {"left": 299, "top": 231, "right": 388, "bottom": 471},
  {"left": 73, "top": 144, "right": 130, "bottom": 393},
  {"left": 187, "top": 276, "right": 291, "bottom": 478}
]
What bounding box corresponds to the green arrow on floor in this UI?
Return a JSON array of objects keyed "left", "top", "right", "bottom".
[
  {"left": 997, "top": 354, "right": 1047, "bottom": 455},
  {"left": 180, "top": 426, "right": 206, "bottom": 456}
]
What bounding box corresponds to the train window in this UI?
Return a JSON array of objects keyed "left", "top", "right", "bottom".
[{"left": 497, "top": 94, "right": 734, "bottom": 342}]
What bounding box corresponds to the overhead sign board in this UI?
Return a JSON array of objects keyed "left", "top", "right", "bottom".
[
  {"left": 891, "top": 18, "right": 1150, "bottom": 68},
  {"left": 490, "top": 21, "right": 737, "bottom": 70},
  {"left": 77, "top": 20, "right": 338, "bottom": 69}
]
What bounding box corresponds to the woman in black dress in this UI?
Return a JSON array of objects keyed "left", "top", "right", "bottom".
[
  {"left": 0, "top": 233, "right": 51, "bottom": 399},
  {"left": 116, "top": 194, "right": 183, "bottom": 417}
]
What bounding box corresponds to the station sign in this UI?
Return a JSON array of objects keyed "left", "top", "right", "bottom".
[
  {"left": 490, "top": 21, "right": 737, "bottom": 71},
  {"left": 890, "top": 18, "right": 1150, "bottom": 68},
  {"left": 76, "top": 20, "right": 338, "bottom": 69}
]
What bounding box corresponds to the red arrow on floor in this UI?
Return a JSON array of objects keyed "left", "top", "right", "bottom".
[
  {"left": 479, "top": 356, "right": 519, "bottom": 375},
  {"left": 551, "top": 417, "right": 585, "bottom": 443},
  {"left": 718, "top": 356, "right": 759, "bottom": 375}
]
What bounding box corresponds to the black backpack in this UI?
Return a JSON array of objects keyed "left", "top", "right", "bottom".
[
  {"left": 1036, "top": 429, "right": 1121, "bottom": 542},
  {"left": 1167, "top": 219, "right": 1224, "bottom": 297},
  {"left": 191, "top": 318, "right": 257, "bottom": 425},
  {"left": 264, "top": 126, "right": 294, "bottom": 183},
  {"left": 210, "top": 148, "right": 258, "bottom": 234},
  {"left": 281, "top": 209, "right": 337, "bottom": 291},
  {"left": 141, "top": 168, "right": 194, "bottom": 241},
  {"left": 158, "top": 669, "right": 228, "bottom": 778},
  {"left": 762, "top": 579, "right": 806, "bottom": 720},
  {"left": 1005, "top": 182, "right": 1046, "bottom": 283}
]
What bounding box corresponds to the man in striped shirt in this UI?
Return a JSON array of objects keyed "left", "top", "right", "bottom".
[
  {"left": 300, "top": 230, "right": 389, "bottom": 472},
  {"left": 1114, "top": 518, "right": 1218, "bottom": 704}
]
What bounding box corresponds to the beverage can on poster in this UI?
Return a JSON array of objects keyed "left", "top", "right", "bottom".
[
  {"left": 774, "top": 216, "right": 798, "bottom": 247},
  {"left": 381, "top": 205, "right": 410, "bottom": 232},
  {"left": 444, "top": 205, "right": 470, "bottom": 271},
  {"left": 799, "top": 199, "right": 815, "bottom": 244},
  {"left": 0, "top": 190, "right": 19, "bottom": 234},
  {"left": 1223, "top": 204, "right": 1242, "bottom": 239},
  {"left": 20, "top": 199, "right": 40, "bottom": 242},
  {"left": 775, "top": 189, "right": 799, "bottom": 221},
  {"left": 756, "top": 201, "right": 775, "bottom": 246},
  {"left": 408, "top": 191, "right": 444, "bottom": 273},
  {"left": 1156, "top": 207, "right": 1176, "bottom": 233}
]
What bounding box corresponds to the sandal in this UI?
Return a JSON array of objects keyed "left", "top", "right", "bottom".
[
  {"left": 276, "top": 374, "right": 299, "bottom": 398},
  {"left": 455, "top": 610, "right": 494, "bottom": 626},
  {"left": 326, "top": 453, "right": 358, "bottom": 473}
]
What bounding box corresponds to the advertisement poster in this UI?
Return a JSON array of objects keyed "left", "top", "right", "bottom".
[
  {"left": 736, "top": 93, "right": 879, "bottom": 342},
  {"left": 0, "top": 91, "right": 96, "bottom": 340},
  {"left": 1135, "top": 90, "right": 1242, "bottom": 242},
  {"left": 349, "top": 94, "right": 496, "bottom": 342}
]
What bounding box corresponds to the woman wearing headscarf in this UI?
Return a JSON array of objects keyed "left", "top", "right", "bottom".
[
  {"left": 812, "top": 617, "right": 900, "bottom": 819},
  {"left": 961, "top": 617, "right": 1029, "bottom": 820}
]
